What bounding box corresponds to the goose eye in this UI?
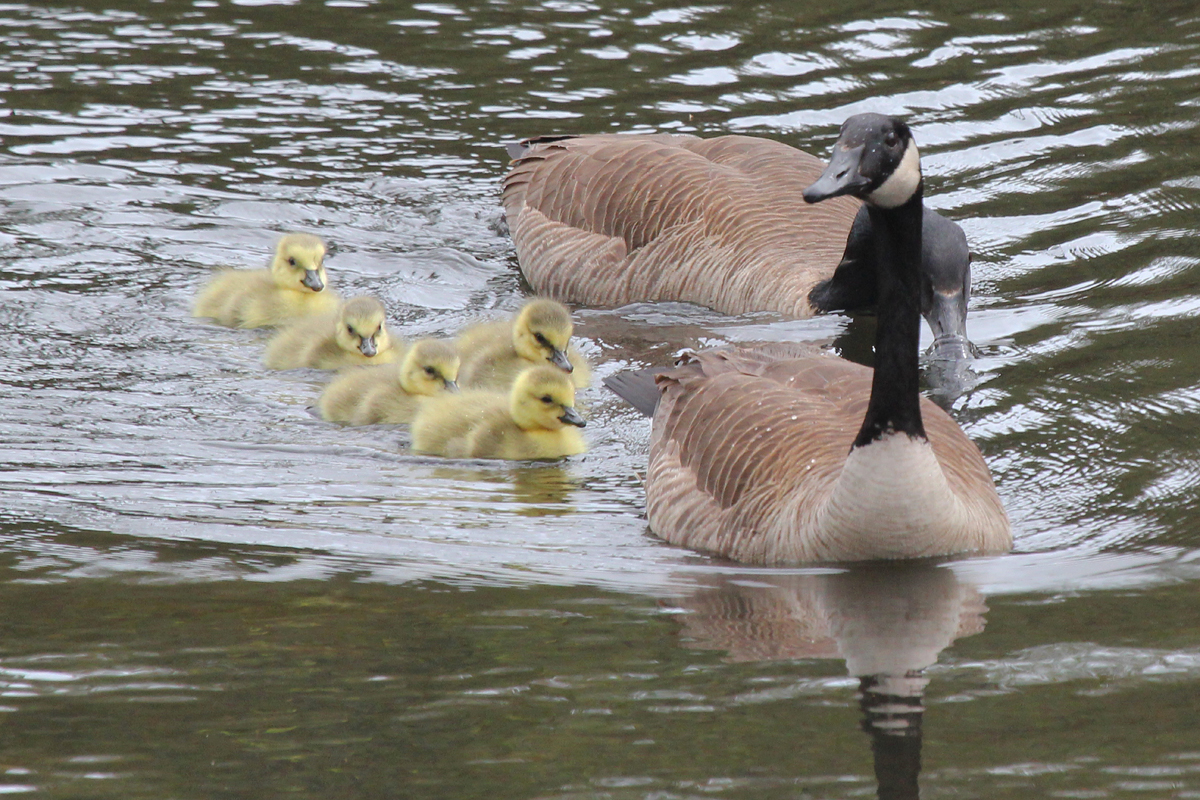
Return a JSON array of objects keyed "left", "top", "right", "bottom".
[
  {"left": 884, "top": 131, "right": 899, "bottom": 148},
  {"left": 288, "top": 257, "right": 297, "bottom": 266}
]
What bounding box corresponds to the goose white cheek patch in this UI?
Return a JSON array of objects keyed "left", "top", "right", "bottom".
[{"left": 868, "top": 143, "right": 921, "bottom": 209}]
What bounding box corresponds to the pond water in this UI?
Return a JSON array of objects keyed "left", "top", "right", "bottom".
[{"left": 2, "top": 0, "right": 1200, "bottom": 797}]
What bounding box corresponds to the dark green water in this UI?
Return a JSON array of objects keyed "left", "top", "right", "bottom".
[{"left": 3, "top": 0, "right": 1200, "bottom": 797}]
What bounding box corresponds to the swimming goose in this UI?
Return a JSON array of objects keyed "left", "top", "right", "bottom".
[
  {"left": 503, "top": 133, "right": 973, "bottom": 347},
  {"left": 603, "top": 114, "right": 1010, "bottom": 564},
  {"left": 263, "top": 295, "right": 397, "bottom": 370},
  {"left": 411, "top": 365, "right": 587, "bottom": 460},
  {"left": 192, "top": 233, "right": 339, "bottom": 328},
  {"left": 456, "top": 298, "right": 591, "bottom": 390},
  {"left": 317, "top": 338, "right": 460, "bottom": 425}
]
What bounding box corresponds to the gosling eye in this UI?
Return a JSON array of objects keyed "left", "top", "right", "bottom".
[
  {"left": 540, "top": 395, "right": 553, "bottom": 404},
  {"left": 424, "top": 366, "right": 437, "bottom": 376},
  {"left": 288, "top": 256, "right": 297, "bottom": 266},
  {"left": 347, "top": 325, "right": 355, "bottom": 335},
  {"left": 534, "top": 332, "right": 550, "bottom": 347}
]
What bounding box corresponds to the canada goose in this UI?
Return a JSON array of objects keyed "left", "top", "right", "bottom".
[
  {"left": 603, "top": 114, "right": 1010, "bottom": 564},
  {"left": 456, "top": 298, "right": 591, "bottom": 390},
  {"left": 263, "top": 295, "right": 397, "bottom": 370},
  {"left": 192, "top": 233, "right": 339, "bottom": 328},
  {"left": 411, "top": 365, "right": 586, "bottom": 460},
  {"left": 503, "top": 133, "right": 973, "bottom": 347},
  {"left": 317, "top": 339, "right": 460, "bottom": 425}
]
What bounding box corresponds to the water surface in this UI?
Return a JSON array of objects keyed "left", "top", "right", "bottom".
[{"left": 2, "top": 0, "right": 1200, "bottom": 796}]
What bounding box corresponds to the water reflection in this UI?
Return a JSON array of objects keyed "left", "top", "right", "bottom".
[
  {"left": 427, "top": 463, "right": 580, "bottom": 516},
  {"left": 674, "top": 561, "right": 986, "bottom": 798}
]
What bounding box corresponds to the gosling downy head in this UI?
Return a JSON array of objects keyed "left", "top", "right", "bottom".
[
  {"left": 510, "top": 366, "right": 586, "bottom": 431},
  {"left": 512, "top": 298, "right": 575, "bottom": 373},
  {"left": 270, "top": 233, "right": 329, "bottom": 294},
  {"left": 399, "top": 339, "right": 460, "bottom": 396},
  {"left": 334, "top": 296, "right": 391, "bottom": 358}
]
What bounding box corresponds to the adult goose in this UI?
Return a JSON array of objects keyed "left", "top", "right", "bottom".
[
  {"left": 502, "top": 132, "right": 973, "bottom": 346},
  {"left": 604, "top": 114, "right": 1010, "bottom": 564}
]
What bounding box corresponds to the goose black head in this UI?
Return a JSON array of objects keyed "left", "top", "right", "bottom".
[{"left": 803, "top": 114, "right": 921, "bottom": 209}]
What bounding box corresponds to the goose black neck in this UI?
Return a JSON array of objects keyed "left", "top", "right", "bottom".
[
  {"left": 854, "top": 186, "right": 926, "bottom": 448},
  {"left": 859, "top": 675, "right": 924, "bottom": 800}
]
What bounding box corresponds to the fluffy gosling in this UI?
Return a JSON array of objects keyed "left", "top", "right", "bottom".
[
  {"left": 192, "top": 233, "right": 338, "bottom": 328},
  {"left": 411, "top": 365, "right": 586, "bottom": 460},
  {"left": 318, "top": 339, "right": 460, "bottom": 425},
  {"left": 456, "top": 298, "right": 590, "bottom": 390},
  {"left": 263, "top": 295, "right": 397, "bottom": 370}
]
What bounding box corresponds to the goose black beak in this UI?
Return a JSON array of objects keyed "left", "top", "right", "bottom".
[
  {"left": 443, "top": 379, "right": 459, "bottom": 393},
  {"left": 559, "top": 406, "right": 586, "bottom": 428},
  {"left": 803, "top": 144, "right": 871, "bottom": 203},
  {"left": 548, "top": 347, "right": 573, "bottom": 372},
  {"left": 302, "top": 269, "right": 325, "bottom": 292},
  {"left": 359, "top": 336, "right": 377, "bottom": 357}
]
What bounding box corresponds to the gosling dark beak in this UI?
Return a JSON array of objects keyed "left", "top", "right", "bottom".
[
  {"left": 558, "top": 406, "right": 586, "bottom": 428},
  {"left": 443, "top": 379, "right": 459, "bottom": 393},
  {"left": 359, "top": 336, "right": 377, "bottom": 357},
  {"left": 302, "top": 269, "right": 324, "bottom": 292},
  {"left": 548, "top": 347, "right": 573, "bottom": 372},
  {"left": 803, "top": 144, "right": 870, "bottom": 204}
]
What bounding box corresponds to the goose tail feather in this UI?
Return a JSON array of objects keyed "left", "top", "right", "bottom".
[{"left": 603, "top": 368, "right": 667, "bottom": 417}]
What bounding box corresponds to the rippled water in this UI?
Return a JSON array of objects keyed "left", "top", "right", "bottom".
[{"left": 3, "top": 0, "right": 1200, "bottom": 796}]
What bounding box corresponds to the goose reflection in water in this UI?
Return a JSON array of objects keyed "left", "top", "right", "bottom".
[
  {"left": 671, "top": 561, "right": 987, "bottom": 800},
  {"left": 426, "top": 464, "right": 578, "bottom": 516}
]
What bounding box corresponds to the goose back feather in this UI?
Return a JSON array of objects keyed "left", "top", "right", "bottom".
[{"left": 503, "top": 134, "right": 859, "bottom": 316}]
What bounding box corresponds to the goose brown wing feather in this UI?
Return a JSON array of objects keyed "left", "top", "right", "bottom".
[
  {"left": 502, "top": 134, "right": 859, "bottom": 316},
  {"left": 657, "top": 356, "right": 864, "bottom": 511}
]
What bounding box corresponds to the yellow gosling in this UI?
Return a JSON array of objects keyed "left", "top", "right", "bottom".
[
  {"left": 456, "top": 298, "right": 590, "bottom": 390},
  {"left": 411, "top": 365, "right": 587, "bottom": 460},
  {"left": 318, "top": 339, "right": 460, "bottom": 425},
  {"left": 263, "top": 295, "right": 397, "bottom": 370},
  {"left": 192, "top": 233, "right": 339, "bottom": 328}
]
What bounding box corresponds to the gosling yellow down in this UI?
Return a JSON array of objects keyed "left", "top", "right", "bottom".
[
  {"left": 318, "top": 339, "right": 460, "bottom": 425},
  {"left": 411, "top": 365, "right": 587, "bottom": 460},
  {"left": 264, "top": 296, "right": 397, "bottom": 370},
  {"left": 192, "top": 233, "right": 339, "bottom": 328},
  {"left": 456, "top": 298, "right": 590, "bottom": 390}
]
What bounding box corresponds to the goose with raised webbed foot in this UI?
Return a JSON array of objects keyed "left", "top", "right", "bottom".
[
  {"left": 604, "top": 114, "right": 1010, "bottom": 564},
  {"left": 503, "top": 131, "right": 974, "bottom": 351}
]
